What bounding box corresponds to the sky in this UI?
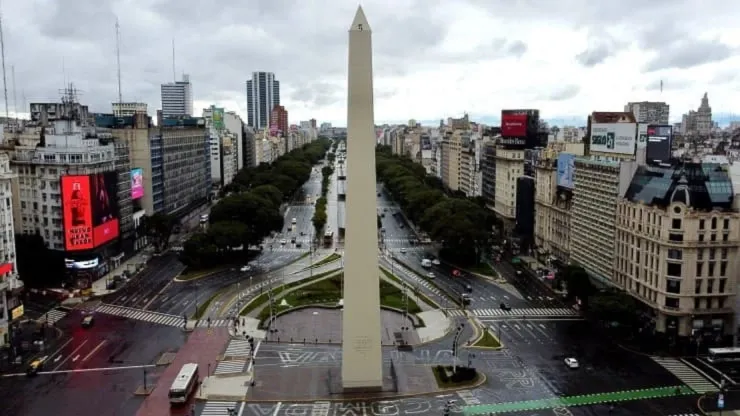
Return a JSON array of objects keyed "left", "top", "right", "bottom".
[{"left": 3, "top": 0, "right": 740, "bottom": 127}]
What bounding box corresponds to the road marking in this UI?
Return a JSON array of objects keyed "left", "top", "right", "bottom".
[
  {"left": 53, "top": 340, "right": 89, "bottom": 371},
  {"left": 45, "top": 338, "right": 73, "bottom": 365},
  {"left": 1, "top": 363, "right": 157, "bottom": 378},
  {"left": 72, "top": 355, "right": 80, "bottom": 362},
  {"left": 143, "top": 280, "right": 173, "bottom": 310},
  {"left": 82, "top": 340, "right": 107, "bottom": 362},
  {"left": 248, "top": 341, "right": 262, "bottom": 373},
  {"left": 271, "top": 402, "right": 281, "bottom": 416}
]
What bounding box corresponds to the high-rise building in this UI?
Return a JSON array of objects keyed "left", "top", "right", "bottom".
[
  {"left": 246, "top": 72, "right": 280, "bottom": 129},
  {"left": 270, "top": 105, "right": 289, "bottom": 136},
  {"left": 161, "top": 75, "right": 193, "bottom": 118},
  {"left": 680, "top": 93, "right": 713, "bottom": 136},
  {"left": 0, "top": 152, "right": 21, "bottom": 348},
  {"left": 624, "top": 101, "right": 670, "bottom": 125},
  {"left": 112, "top": 102, "right": 148, "bottom": 117}
]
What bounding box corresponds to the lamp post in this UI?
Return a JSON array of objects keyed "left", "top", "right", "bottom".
[{"left": 312, "top": 311, "right": 319, "bottom": 342}]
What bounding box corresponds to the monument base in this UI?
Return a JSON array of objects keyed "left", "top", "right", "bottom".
[{"left": 342, "top": 384, "right": 384, "bottom": 393}]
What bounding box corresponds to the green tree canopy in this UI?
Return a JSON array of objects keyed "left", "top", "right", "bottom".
[
  {"left": 250, "top": 184, "right": 283, "bottom": 207},
  {"left": 144, "top": 212, "right": 177, "bottom": 252}
]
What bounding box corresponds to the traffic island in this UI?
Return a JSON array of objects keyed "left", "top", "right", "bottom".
[
  {"left": 298, "top": 252, "right": 342, "bottom": 272},
  {"left": 470, "top": 328, "right": 503, "bottom": 350},
  {"left": 432, "top": 365, "right": 483, "bottom": 389}
]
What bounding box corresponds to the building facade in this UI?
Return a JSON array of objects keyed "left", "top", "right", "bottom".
[
  {"left": 161, "top": 75, "right": 193, "bottom": 118},
  {"left": 0, "top": 152, "right": 21, "bottom": 348},
  {"left": 270, "top": 105, "right": 289, "bottom": 136},
  {"left": 159, "top": 118, "right": 210, "bottom": 216},
  {"left": 624, "top": 101, "right": 670, "bottom": 125},
  {"left": 112, "top": 102, "right": 148, "bottom": 117},
  {"left": 246, "top": 72, "right": 280, "bottom": 129},
  {"left": 493, "top": 147, "right": 524, "bottom": 223}
]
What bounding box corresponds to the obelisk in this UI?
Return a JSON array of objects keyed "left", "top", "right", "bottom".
[{"left": 341, "top": 5, "right": 383, "bottom": 392}]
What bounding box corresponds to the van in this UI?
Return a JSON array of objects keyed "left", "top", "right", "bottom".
[
  {"left": 421, "top": 259, "right": 432, "bottom": 268},
  {"left": 291, "top": 218, "right": 297, "bottom": 224}
]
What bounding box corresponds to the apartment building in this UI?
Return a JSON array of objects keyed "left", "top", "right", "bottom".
[
  {"left": 460, "top": 145, "right": 477, "bottom": 196},
  {"left": 202, "top": 107, "right": 239, "bottom": 188},
  {"left": 481, "top": 141, "right": 496, "bottom": 209},
  {"left": 439, "top": 130, "right": 474, "bottom": 192},
  {"left": 493, "top": 147, "right": 525, "bottom": 226},
  {"left": 0, "top": 152, "right": 21, "bottom": 347},
  {"left": 112, "top": 102, "right": 148, "bottom": 117},
  {"left": 615, "top": 162, "right": 738, "bottom": 339},
  {"left": 624, "top": 101, "right": 670, "bottom": 125}
]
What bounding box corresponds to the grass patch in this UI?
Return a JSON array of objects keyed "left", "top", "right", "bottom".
[
  {"left": 380, "top": 267, "right": 437, "bottom": 309},
  {"left": 177, "top": 266, "right": 227, "bottom": 282},
  {"left": 473, "top": 328, "right": 502, "bottom": 349},
  {"left": 467, "top": 263, "right": 497, "bottom": 277},
  {"left": 311, "top": 253, "right": 342, "bottom": 268},
  {"left": 256, "top": 272, "right": 422, "bottom": 324},
  {"left": 432, "top": 365, "right": 481, "bottom": 388},
  {"left": 238, "top": 268, "right": 341, "bottom": 316},
  {"left": 192, "top": 286, "right": 231, "bottom": 320}
]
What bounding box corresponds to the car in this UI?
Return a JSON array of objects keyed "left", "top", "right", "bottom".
[
  {"left": 291, "top": 237, "right": 297, "bottom": 243},
  {"left": 81, "top": 315, "right": 94, "bottom": 328},
  {"left": 432, "top": 259, "right": 441, "bottom": 265},
  {"left": 240, "top": 265, "right": 252, "bottom": 272},
  {"left": 564, "top": 357, "right": 579, "bottom": 369},
  {"left": 400, "top": 248, "right": 407, "bottom": 254},
  {"left": 426, "top": 272, "right": 435, "bottom": 279},
  {"left": 26, "top": 356, "right": 48, "bottom": 376},
  {"left": 280, "top": 239, "right": 287, "bottom": 245}
]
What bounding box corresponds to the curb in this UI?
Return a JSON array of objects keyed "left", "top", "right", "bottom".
[
  {"left": 697, "top": 394, "right": 708, "bottom": 415},
  {"left": 174, "top": 268, "right": 227, "bottom": 283}
]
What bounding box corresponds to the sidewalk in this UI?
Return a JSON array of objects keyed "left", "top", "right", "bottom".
[{"left": 90, "top": 250, "right": 151, "bottom": 296}]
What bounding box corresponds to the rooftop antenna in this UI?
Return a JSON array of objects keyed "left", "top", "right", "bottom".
[
  {"left": 171, "top": 38, "right": 176, "bottom": 82},
  {"left": 11, "top": 64, "right": 16, "bottom": 122},
  {"left": 0, "top": 2, "right": 8, "bottom": 121},
  {"left": 115, "top": 18, "right": 123, "bottom": 104}
]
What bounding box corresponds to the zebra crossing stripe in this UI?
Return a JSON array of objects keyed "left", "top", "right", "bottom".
[
  {"left": 201, "top": 401, "right": 239, "bottom": 415},
  {"left": 473, "top": 308, "right": 579, "bottom": 317},
  {"left": 651, "top": 357, "right": 718, "bottom": 393},
  {"left": 40, "top": 309, "right": 68, "bottom": 325},
  {"left": 224, "top": 339, "right": 252, "bottom": 357},
  {"left": 213, "top": 359, "right": 247, "bottom": 375}
]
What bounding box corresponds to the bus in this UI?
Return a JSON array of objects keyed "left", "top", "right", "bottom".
[
  {"left": 169, "top": 363, "right": 199, "bottom": 405},
  {"left": 708, "top": 347, "right": 740, "bottom": 363}
]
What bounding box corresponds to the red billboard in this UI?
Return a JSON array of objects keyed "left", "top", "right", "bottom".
[
  {"left": 62, "top": 175, "right": 94, "bottom": 251},
  {"left": 62, "top": 173, "right": 120, "bottom": 251},
  {"left": 501, "top": 113, "right": 528, "bottom": 137}
]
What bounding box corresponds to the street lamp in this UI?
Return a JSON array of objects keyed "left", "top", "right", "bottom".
[{"left": 312, "top": 311, "right": 319, "bottom": 342}]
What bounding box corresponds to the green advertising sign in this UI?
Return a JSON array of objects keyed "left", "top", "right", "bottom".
[{"left": 212, "top": 106, "right": 225, "bottom": 130}]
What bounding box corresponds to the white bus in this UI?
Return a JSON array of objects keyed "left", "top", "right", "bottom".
[
  {"left": 169, "top": 363, "right": 199, "bottom": 405},
  {"left": 708, "top": 347, "right": 740, "bottom": 363}
]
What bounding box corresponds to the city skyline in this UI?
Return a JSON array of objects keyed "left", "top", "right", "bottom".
[{"left": 1, "top": 1, "right": 739, "bottom": 127}]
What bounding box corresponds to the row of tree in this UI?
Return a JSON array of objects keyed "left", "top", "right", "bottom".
[
  {"left": 179, "top": 138, "right": 332, "bottom": 268},
  {"left": 312, "top": 164, "right": 334, "bottom": 235},
  {"left": 375, "top": 145, "right": 493, "bottom": 266}
]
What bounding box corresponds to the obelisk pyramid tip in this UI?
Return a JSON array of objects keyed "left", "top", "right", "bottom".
[{"left": 349, "top": 5, "right": 371, "bottom": 32}]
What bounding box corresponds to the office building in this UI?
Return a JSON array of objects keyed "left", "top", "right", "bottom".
[
  {"left": 203, "top": 107, "right": 238, "bottom": 188},
  {"left": 246, "top": 72, "right": 280, "bottom": 129},
  {"left": 515, "top": 176, "right": 536, "bottom": 251},
  {"left": 680, "top": 93, "right": 713, "bottom": 137},
  {"left": 157, "top": 117, "right": 210, "bottom": 216},
  {"left": 0, "top": 152, "right": 21, "bottom": 347},
  {"left": 624, "top": 101, "right": 670, "bottom": 125},
  {"left": 29, "top": 100, "right": 91, "bottom": 127},
  {"left": 161, "top": 75, "right": 193, "bottom": 118},
  {"left": 615, "top": 162, "right": 738, "bottom": 341},
  {"left": 241, "top": 125, "right": 256, "bottom": 169},
  {"left": 270, "top": 105, "right": 289, "bottom": 136},
  {"left": 493, "top": 147, "right": 524, "bottom": 228},
  {"left": 112, "top": 102, "right": 148, "bottom": 117},
  {"left": 223, "top": 112, "right": 245, "bottom": 171},
  {"left": 481, "top": 141, "right": 496, "bottom": 209}
]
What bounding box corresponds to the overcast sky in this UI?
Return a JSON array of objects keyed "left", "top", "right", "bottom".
[{"left": 3, "top": 0, "right": 740, "bottom": 127}]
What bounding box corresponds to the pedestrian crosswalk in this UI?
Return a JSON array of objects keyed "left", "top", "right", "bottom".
[
  {"left": 447, "top": 308, "right": 579, "bottom": 318},
  {"left": 195, "top": 318, "right": 232, "bottom": 328},
  {"left": 200, "top": 401, "right": 239, "bottom": 415},
  {"left": 39, "top": 308, "right": 68, "bottom": 325},
  {"left": 666, "top": 414, "right": 701, "bottom": 416},
  {"left": 652, "top": 357, "right": 718, "bottom": 393},
  {"left": 96, "top": 303, "right": 185, "bottom": 326},
  {"left": 223, "top": 339, "right": 252, "bottom": 357},
  {"left": 311, "top": 401, "right": 331, "bottom": 416},
  {"left": 381, "top": 255, "right": 443, "bottom": 298},
  {"left": 213, "top": 359, "right": 247, "bottom": 375}
]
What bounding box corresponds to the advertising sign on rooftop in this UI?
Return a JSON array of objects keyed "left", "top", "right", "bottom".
[
  {"left": 211, "top": 107, "right": 225, "bottom": 130},
  {"left": 637, "top": 123, "right": 649, "bottom": 149},
  {"left": 557, "top": 153, "right": 575, "bottom": 189},
  {"left": 590, "top": 123, "right": 637, "bottom": 155}
]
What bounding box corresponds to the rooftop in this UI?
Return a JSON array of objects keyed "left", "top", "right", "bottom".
[{"left": 623, "top": 162, "right": 734, "bottom": 211}]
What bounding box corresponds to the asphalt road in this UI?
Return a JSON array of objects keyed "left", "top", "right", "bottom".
[
  {"left": 0, "top": 309, "right": 186, "bottom": 416},
  {"left": 102, "top": 254, "right": 186, "bottom": 310}
]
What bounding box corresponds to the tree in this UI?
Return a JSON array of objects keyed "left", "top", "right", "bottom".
[
  {"left": 561, "top": 265, "right": 594, "bottom": 302},
  {"left": 144, "top": 212, "right": 177, "bottom": 252},
  {"left": 405, "top": 189, "right": 445, "bottom": 224},
  {"left": 250, "top": 185, "right": 283, "bottom": 207},
  {"left": 588, "top": 291, "right": 639, "bottom": 327},
  {"left": 208, "top": 221, "right": 249, "bottom": 250},
  {"left": 180, "top": 232, "right": 219, "bottom": 268},
  {"left": 15, "top": 232, "right": 64, "bottom": 288}
]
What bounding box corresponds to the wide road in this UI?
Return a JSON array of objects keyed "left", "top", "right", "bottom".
[
  {"left": 0, "top": 309, "right": 186, "bottom": 416},
  {"left": 102, "top": 253, "right": 185, "bottom": 310}
]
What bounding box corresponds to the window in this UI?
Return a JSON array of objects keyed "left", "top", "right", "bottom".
[
  {"left": 721, "top": 248, "right": 728, "bottom": 259},
  {"left": 720, "top": 261, "right": 727, "bottom": 276},
  {"left": 719, "top": 279, "right": 727, "bottom": 293},
  {"left": 667, "top": 249, "right": 682, "bottom": 260},
  {"left": 707, "top": 279, "right": 715, "bottom": 294},
  {"left": 698, "top": 250, "right": 704, "bottom": 260},
  {"left": 723, "top": 218, "right": 729, "bottom": 229},
  {"left": 666, "top": 279, "right": 681, "bottom": 294},
  {"left": 694, "top": 298, "right": 701, "bottom": 309},
  {"left": 695, "top": 279, "right": 702, "bottom": 294},
  {"left": 710, "top": 249, "right": 716, "bottom": 260},
  {"left": 665, "top": 297, "right": 679, "bottom": 308},
  {"left": 700, "top": 219, "right": 705, "bottom": 229},
  {"left": 666, "top": 262, "right": 682, "bottom": 277},
  {"left": 712, "top": 217, "right": 717, "bottom": 229},
  {"left": 669, "top": 233, "right": 683, "bottom": 242},
  {"left": 672, "top": 218, "right": 682, "bottom": 229},
  {"left": 696, "top": 262, "right": 704, "bottom": 276},
  {"left": 699, "top": 234, "right": 705, "bottom": 242},
  {"left": 709, "top": 263, "right": 715, "bottom": 276}
]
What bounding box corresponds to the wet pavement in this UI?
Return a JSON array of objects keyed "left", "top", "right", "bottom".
[{"left": 266, "top": 307, "right": 419, "bottom": 345}]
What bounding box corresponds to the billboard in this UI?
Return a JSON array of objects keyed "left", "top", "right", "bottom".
[
  {"left": 131, "top": 168, "right": 144, "bottom": 200},
  {"left": 557, "top": 153, "right": 575, "bottom": 189},
  {"left": 211, "top": 107, "right": 225, "bottom": 130},
  {"left": 62, "top": 175, "right": 94, "bottom": 251},
  {"left": 637, "top": 123, "right": 649, "bottom": 149},
  {"left": 91, "top": 172, "right": 120, "bottom": 247},
  {"left": 590, "top": 123, "right": 637, "bottom": 155},
  {"left": 646, "top": 124, "right": 673, "bottom": 164},
  {"left": 501, "top": 112, "right": 528, "bottom": 137}
]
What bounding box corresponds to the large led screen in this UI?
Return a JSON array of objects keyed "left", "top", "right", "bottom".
[
  {"left": 131, "top": 168, "right": 144, "bottom": 199},
  {"left": 90, "top": 172, "right": 120, "bottom": 247},
  {"left": 62, "top": 175, "right": 94, "bottom": 251}
]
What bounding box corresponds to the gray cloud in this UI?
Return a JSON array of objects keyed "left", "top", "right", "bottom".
[
  {"left": 643, "top": 40, "right": 735, "bottom": 72},
  {"left": 541, "top": 85, "right": 580, "bottom": 101}
]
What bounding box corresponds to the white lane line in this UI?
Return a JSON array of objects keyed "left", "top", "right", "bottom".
[
  {"left": 52, "top": 340, "right": 89, "bottom": 371},
  {"left": 82, "top": 340, "right": 107, "bottom": 362}
]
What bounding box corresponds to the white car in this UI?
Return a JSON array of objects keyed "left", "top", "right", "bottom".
[
  {"left": 240, "top": 265, "right": 251, "bottom": 272},
  {"left": 564, "top": 357, "right": 579, "bottom": 369},
  {"left": 427, "top": 272, "right": 435, "bottom": 279},
  {"left": 432, "top": 259, "right": 441, "bottom": 265},
  {"left": 400, "top": 248, "right": 407, "bottom": 254},
  {"left": 280, "top": 239, "right": 287, "bottom": 245}
]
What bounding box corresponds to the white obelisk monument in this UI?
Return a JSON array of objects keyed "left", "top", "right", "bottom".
[{"left": 341, "top": 5, "right": 383, "bottom": 392}]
